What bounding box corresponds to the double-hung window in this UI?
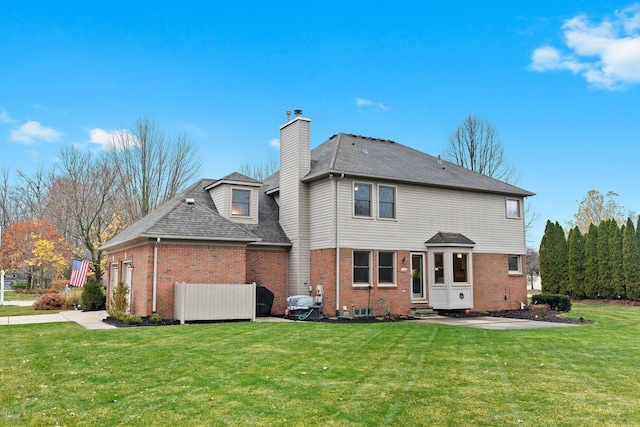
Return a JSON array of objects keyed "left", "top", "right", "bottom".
[
  {"left": 378, "top": 185, "right": 396, "bottom": 219},
  {"left": 378, "top": 251, "right": 395, "bottom": 285},
  {"left": 231, "top": 189, "right": 251, "bottom": 217},
  {"left": 353, "top": 250, "right": 371, "bottom": 284},
  {"left": 354, "top": 183, "right": 372, "bottom": 217}
]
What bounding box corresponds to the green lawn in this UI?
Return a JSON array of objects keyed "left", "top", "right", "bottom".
[
  {"left": 1, "top": 303, "right": 639, "bottom": 426},
  {"left": 1, "top": 290, "right": 39, "bottom": 302}
]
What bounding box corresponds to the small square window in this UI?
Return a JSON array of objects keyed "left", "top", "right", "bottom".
[
  {"left": 354, "top": 183, "right": 372, "bottom": 217},
  {"left": 508, "top": 255, "right": 521, "bottom": 273},
  {"left": 506, "top": 198, "right": 521, "bottom": 218},
  {"left": 232, "top": 189, "right": 251, "bottom": 216}
]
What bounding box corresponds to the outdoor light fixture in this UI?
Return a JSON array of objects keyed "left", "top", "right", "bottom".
[
  {"left": 402, "top": 257, "right": 407, "bottom": 264},
  {"left": 128, "top": 264, "right": 134, "bottom": 271},
  {"left": 456, "top": 253, "right": 463, "bottom": 259}
]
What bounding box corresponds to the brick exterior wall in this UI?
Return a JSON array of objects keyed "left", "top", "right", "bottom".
[
  {"left": 311, "top": 248, "right": 414, "bottom": 317},
  {"left": 104, "top": 242, "right": 525, "bottom": 320},
  {"left": 106, "top": 242, "right": 248, "bottom": 319},
  {"left": 246, "top": 248, "right": 289, "bottom": 315},
  {"left": 309, "top": 248, "right": 526, "bottom": 316},
  {"left": 472, "top": 253, "right": 527, "bottom": 311}
]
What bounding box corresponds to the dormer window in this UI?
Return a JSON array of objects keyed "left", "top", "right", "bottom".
[{"left": 231, "top": 189, "right": 251, "bottom": 216}]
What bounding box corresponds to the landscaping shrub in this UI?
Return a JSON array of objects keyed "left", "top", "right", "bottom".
[
  {"left": 11, "top": 280, "right": 28, "bottom": 290},
  {"left": 81, "top": 279, "right": 106, "bottom": 311},
  {"left": 108, "top": 281, "right": 129, "bottom": 318},
  {"left": 150, "top": 313, "right": 161, "bottom": 325},
  {"left": 531, "top": 293, "right": 571, "bottom": 312},
  {"left": 66, "top": 288, "right": 83, "bottom": 309},
  {"left": 33, "top": 293, "right": 67, "bottom": 310}
]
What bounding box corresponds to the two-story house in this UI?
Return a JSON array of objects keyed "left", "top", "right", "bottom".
[{"left": 100, "top": 112, "right": 534, "bottom": 319}]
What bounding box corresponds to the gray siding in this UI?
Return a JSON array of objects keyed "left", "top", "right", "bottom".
[
  {"left": 208, "top": 185, "right": 259, "bottom": 225},
  {"left": 279, "top": 117, "right": 311, "bottom": 296},
  {"left": 309, "top": 178, "right": 335, "bottom": 249},
  {"left": 315, "top": 178, "right": 526, "bottom": 254}
]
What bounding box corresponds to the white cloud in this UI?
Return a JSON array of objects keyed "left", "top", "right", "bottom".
[
  {"left": 355, "top": 97, "right": 389, "bottom": 111},
  {"left": 268, "top": 138, "right": 280, "bottom": 148},
  {"left": 88, "top": 128, "right": 135, "bottom": 149},
  {"left": 10, "top": 120, "right": 62, "bottom": 144},
  {"left": 0, "top": 110, "right": 19, "bottom": 124},
  {"left": 530, "top": 3, "right": 640, "bottom": 89}
]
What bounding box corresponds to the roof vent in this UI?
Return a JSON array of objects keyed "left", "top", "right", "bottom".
[{"left": 185, "top": 198, "right": 195, "bottom": 205}]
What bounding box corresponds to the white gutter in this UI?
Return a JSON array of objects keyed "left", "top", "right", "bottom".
[{"left": 152, "top": 237, "right": 160, "bottom": 313}]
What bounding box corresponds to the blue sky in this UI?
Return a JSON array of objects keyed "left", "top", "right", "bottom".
[{"left": 1, "top": 1, "right": 639, "bottom": 247}]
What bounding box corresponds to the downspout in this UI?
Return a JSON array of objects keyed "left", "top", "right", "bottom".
[
  {"left": 330, "top": 173, "right": 344, "bottom": 315},
  {"left": 152, "top": 237, "right": 160, "bottom": 313}
]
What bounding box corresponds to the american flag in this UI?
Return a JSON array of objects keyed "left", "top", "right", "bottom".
[{"left": 69, "top": 259, "right": 91, "bottom": 288}]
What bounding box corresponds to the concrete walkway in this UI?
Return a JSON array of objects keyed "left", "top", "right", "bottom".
[
  {"left": 0, "top": 309, "right": 116, "bottom": 330},
  {"left": 411, "top": 315, "right": 577, "bottom": 330}
]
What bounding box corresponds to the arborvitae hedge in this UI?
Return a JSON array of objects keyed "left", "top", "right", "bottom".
[{"left": 540, "top": 216, "right": 640, "bottom": 301}]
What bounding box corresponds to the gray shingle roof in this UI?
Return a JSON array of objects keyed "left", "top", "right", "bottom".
[
  {"left": 304, "top": 133, "right": 534, "bottom": 197},
  {"left": 425, "top": 232, "right": 476, "bottom": 246},
  {"left": 100, "top": 178, "right": 290, "bottom": 251}
]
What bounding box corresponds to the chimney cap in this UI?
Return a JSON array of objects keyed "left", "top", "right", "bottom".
[{"left": 293, "top": 109, "right": 303, "bottom": 117}]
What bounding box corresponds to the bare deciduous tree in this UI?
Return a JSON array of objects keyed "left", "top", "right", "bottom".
[
  {"left": 443, "top": 114, "right": 518, "bottom": 184},
  {"left": 106, "top": 117, "right": 202, "bottom": 222},
  {"left": 239, "top": 153, "right": 278, "bottom": 182},
  {"left": 14, "top": 165, "right": 53, "bottom": 221},
  {"left": 568, "top": 189, "right": 632, "bottom": 233},
  {"left": 50, "top": 146, "right": 122, "bottom": 280}
]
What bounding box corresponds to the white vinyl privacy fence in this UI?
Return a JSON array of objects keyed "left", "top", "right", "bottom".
[{"left": 175, "top": 283, "right": 256, "bottom": 324}]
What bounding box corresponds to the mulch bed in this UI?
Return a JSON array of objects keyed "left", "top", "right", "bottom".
[
  {"left": 103, "top": 316, "right": 180, "bottom": 327},
  {"left": 439, "top": 309, "right": 591, "bottom": 324}
]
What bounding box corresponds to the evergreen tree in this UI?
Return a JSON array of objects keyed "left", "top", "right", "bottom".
[
  {"left": 539, "top": 220, "right": 555, "bottom": 293},
  {"left": 555, "top": 222, "right": 569, "bottom": 294},
  {"left": 609, "top": 220, "right": 625, "bottom": 298},
  {"left": 567, "top": 226, "right": 585, "bottom": 298},
  {"left": 539, "top": 221, "right": 568, "bottom": 294},
  {"left": 623, "top": 218, "right": 640, "bottom": 300},
  {"left": 583, "top": 223, "right": 599, "bottom": 298},
  {"left": 597, "top": 220, "right": 612, "bottom": 298}
]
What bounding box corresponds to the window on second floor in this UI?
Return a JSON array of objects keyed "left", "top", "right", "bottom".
[
  {"left": 354, "top": 183, "right": 372, "bottom": 217},
  {"left": 231, "top": 189, "right": 251, "bottom": 216},
  {"left": 378, "top": 185, "right": 396, "bottom": 219},
  {"left": 506, "top": 198, "right": 521, "bottom": 219}
]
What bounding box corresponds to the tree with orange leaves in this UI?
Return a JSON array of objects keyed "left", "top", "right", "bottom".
[{"left": 0, "top": 220, "right": 72, "bottom": 289}]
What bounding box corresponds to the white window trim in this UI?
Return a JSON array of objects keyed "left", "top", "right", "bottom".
[
  {"left": 508, "top": 255, "right": 523, "bottom": 275},
  {"left": 230, "top": 187, "right": 252, "bottom": 218},
  {"left": 377, "top": 184, "right": 397, "bottom": 221},
  {"left": 377, "top": 250, "right": 397, "bottom": 286},
  {"left": 353, "top": 181, "right": 374, "bottom": 219},
  {"left": 352, "top": 250, "right": 372, "bottom": 287},
  {"left": 506, "top": 198, "right": 521, "bottom": 219}
]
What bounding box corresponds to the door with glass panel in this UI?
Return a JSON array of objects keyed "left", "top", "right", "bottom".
[{"left": 411, "top": 253, "right": 426, "bottom": 300}]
